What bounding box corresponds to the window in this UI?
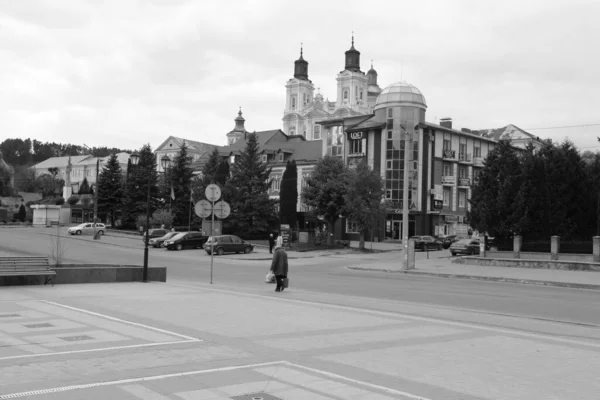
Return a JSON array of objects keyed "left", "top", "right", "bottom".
[
  {"left": 387, "top": 108, "right": 393, "bottom": 118},
  {"left": 458, "top": 190, "right": 466, "bottom": 208},
  {"left": 313, "top": 125, "right": 321, "bottom": 140},
  {"left": 278, "top": 153, "right": 284, "bottom": 162},
  {"left": 343, "top": 90, "right": 348, "bottom": 100},
  {"left": 443, "top": 163, "right": 452, "bottom": 176},
  {"left": 271, "top": 176, "right": 281, "bottom": 191},
  {"left": 290, "top": 127, "right": 296, "bottom": 136},
  {"left": 459, "top": 143, "right": 467, "bottom": 157},
  {"left": 473, "top": 169, "right": 481, "bottom": 182},
  {"left": 346, "top": 220, "right": 360, "bottom": 233},
  {"left": 291, "top": 96, "right": 296, "bottom": 110},
  {"left": 261, "top": 155, "right": 267, "bottom": 163},
  {"left": 387, "top": 130, "right": 393, "bottom": 140},
  {"left": 443, "top": 139, "right": 451, "bottom": 151},
  {"left": 386, "top": 190, "right": 392, "bottom": 199},
  {"left": 303, "top": 93, "right": 306, "bottom": 104},
  {"left": 458, "top": 166, "right": 467, "bottom": 179},
  {"left": 443, "top": 188, "right": 450, "bottom": 206},
  {"left": 387, "top": 118, "right": 393, "bottom": 129},
  {"left": 474, "top": 144, "right": 481, "bottom": 158},
  {"left": 350, "top": 139, "right": 362, "bottom": 154},
  {"left": 386, "top": 160, "right": 393, "bottom": 170},
  {"left": 360, "top": 90, "right": 363, "bottom": 100}
]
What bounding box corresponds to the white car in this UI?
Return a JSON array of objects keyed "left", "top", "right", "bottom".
[{"left": 68, "top": 223, "right": 106, "bottom": 236}]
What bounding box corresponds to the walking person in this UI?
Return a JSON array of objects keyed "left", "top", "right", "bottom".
[
  {"left": 268, "top": 233, "right": 275, "bottom": 254},
  {"left": 270, "top": 239, "right": 288, "bottom": 292}
]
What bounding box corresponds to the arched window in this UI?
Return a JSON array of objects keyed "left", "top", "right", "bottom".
[
  {"left": 343, "top": 90, "right": 348, "bottom": 101},
  {"left": 291, "top": 96, "right": 296, "bottom": 110}
]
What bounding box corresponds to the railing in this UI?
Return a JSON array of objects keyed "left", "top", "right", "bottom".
[
  {"left": 473, "top": 157, "right": 484, "bottom": 167},
  {"left": 442, "top": 149, "right": 456, "bottom": 159},
  {"left": 458, "top": 178, "right": 471, "bottom": 187},
  {"left": 441, "top": 175, "right": 455, "bottom": 185},
  {"left": 458, "top": 153, "right": 472, "bottom": 162}
]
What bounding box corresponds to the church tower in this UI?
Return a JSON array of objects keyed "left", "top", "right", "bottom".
[
  {"left": 336, "top": 35, "right": 369, "bottom": 114},
  {"left": 226, "top": 108, "right": 248, "bottom": 145},
  {"left": 283, "top": 45, "right": 315, "bottom": 136}
]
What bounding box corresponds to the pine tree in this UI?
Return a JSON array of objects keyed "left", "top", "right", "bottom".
[
  {"left": 169, "top": 144, "right": 194, "bottom": 227},
  {"left": 122, "top": 145, "right": 158, "bottom": 229},
  {"left": 225, "top": 132, "right": 276, "bottom": 236},
  {"left": 201, "top": 148, "right": 222, "bottom": 186},
  {"left": 97, "top": 153, "right": 124, "bottom": 227},
  {"left": 301, "top": 156, "right": 349, "bottom": 246},
  {"left": 78, "top": 177, "right": 90, "bottom": 195},
  {"left": 343, "top": 161, "right": 385, "bottom": 249},
  {"left": 215, "top": 160, "right": 230, "bottom": 186},
  {"left": 279, "top": 160, "right": 298, "bottom": 228}
]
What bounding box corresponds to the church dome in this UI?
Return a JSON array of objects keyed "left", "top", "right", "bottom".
[{"left": 374, "top": 82, "right": 427, "bottom": 111}]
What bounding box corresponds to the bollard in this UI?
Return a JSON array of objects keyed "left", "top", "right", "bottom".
[
  {"left": 593, "top": 236, "right": 600, "bottom": 263},
  {"left": 513, "top": 235, "right": 522, "bottom": 259},
  {"left": 551, "top": 235, "right": 560, "bottom": 260}
]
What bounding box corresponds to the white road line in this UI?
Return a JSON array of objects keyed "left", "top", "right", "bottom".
[
  {"left": 282, "top": 361, "right": 432, "bottom": 400},
  {"left": 166, "top": 282, "right": 600, "bottom": 349},
  {"left": 0, "top": 339, "right": 202, "bottom": 361},
  {"left": 0, "top": 361, "right": 285, "bottom": 399},
  {"left": 43, "top": 300, "right": 198, "bottom": 341}
]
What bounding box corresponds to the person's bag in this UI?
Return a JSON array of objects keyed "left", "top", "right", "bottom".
[
  {"left": 283, "top": 277, "right": 289, "bottom": 288},
  {"left": 265, "top": 271, "right": 275, "bottom": 283}
]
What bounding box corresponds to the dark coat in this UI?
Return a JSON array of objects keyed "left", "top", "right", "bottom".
[
  {"left": 270, "top": 247, "right": 288, "bottom": 276},
  {"left": 268, "top": 235, "right": 275, "bottom": 246}
]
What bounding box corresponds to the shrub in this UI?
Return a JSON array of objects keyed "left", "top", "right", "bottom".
[
  {"left": 55, "top": 197, "right": 65, "bottom": 205},
  {"left": 67, "top": 196, "right": 79, "bottom": 205}
]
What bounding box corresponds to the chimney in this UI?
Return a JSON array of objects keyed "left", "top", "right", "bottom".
[{"left": 440, "top": 118, "right": 453, "bottom": 129}]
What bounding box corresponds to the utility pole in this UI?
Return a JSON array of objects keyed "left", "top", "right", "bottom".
[
  {"left": 401, "top": 124, "right": 415, "bottom": 270},
  {"left": 93, "top": 157, "right": 100, "bottom": 239}
]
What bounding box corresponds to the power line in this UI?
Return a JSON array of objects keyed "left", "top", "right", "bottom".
[{"left": 525, "top": 123, "right": 600, "bottom": 130}]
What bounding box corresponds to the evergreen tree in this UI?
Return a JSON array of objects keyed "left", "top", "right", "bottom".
[
  {"left": 201, "top": 148, "right": 222, "bottom": 186},
  {"left": 225, "top": 132, "right": 276, "bottom": 236},
  {"left": 279, "top": 160, "right": 298, "bottom": 228},
  {"left": 343, "top": 161, "right": 385, "bottom": 249},
  {"left": 169, "top": 144, "right": 194, "bottom": 227},
  {"left": 78, "top": 177, "right": 90, "bottom": 195},
  {"left": 215, "top": 160, "right": 230, "bottom": 186},
  {"left": 511, "top": 144, "right": 545, "bottom": 238},
  {"left": 122, "top": 145, "right": 159, "bottom": 228},
  {"left": 468, "top": 140, "right": 522, "bottom": 245},
  {"left": 97, "top": 153, "right": 124, "bottom": 227},
  {"left": 301, "top": 156, "right": 349, "bottom": 246}
]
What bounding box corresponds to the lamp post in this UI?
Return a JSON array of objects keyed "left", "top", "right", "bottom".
[
  {"left": 130, "top": 151, "right": 171, "bottom": 283},
  {"left": 400, "top": 124, "right": 415, "bottom": 270},
  {"left": 160, "top": 155, "right": 172, "bottom": 211}
]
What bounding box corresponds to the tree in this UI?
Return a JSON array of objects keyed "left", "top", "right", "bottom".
[
  {"left": 343, "top": 161, "right": 385, "bottom": 249},
  {"left": 301, "top": 156, "right": 349, "bottom": 246},
  {"left": 215, "top": 160, "right": 230, "bottom": 186},
  {"left": 469, "top": 140, "right": 522, "bottom": 244},
  {"left": 78, "top": 177, "right": 91, "bottom": 195},
  {"left": 97, "top": 153, "right": 124, "bottom": 227},
  {"left": 122, "top": 145, "right": 159, "bottom": 228},
  {"left": 0, "top": 138, "right": 32, "bottom": 165},
  {"left": 151, "top": 208, "right": 174, "bottom": 228},
  {"left": 169, "top": 144, "right": 194, "bottom": 227},
  {"left": 201, "top": 148, "right": 222, "bottom": 186},
  {"left": 225, "top": 132, "right": 276, "bottom": 236},
  {"left": 279, "top": 160, "right": 298, "bottom": 228},
  {"left": 13, "top": 166, "right": 37, "bottom": 192}
]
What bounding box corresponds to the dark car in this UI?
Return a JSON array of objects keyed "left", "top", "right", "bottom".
[
  {"left": 437, "top": 234, "right": 462, "bottom": 249},
  {"left": 450, "top": 238, "right": 483, "bottom": 256},
  {"left": 204, "top": 235, "right": 254, "bottom": 255},
  {"left": 142, "top": 228, "right": 168, "bottom": 242},
  {"left": 412, "top": 235, "right": 443, "bottom": 251},
  {"left": 164, "top": 232, "right": 208, "bottom": 251},
  {"left": 148, "top": 231, "right": 179, "bottom": 248}
]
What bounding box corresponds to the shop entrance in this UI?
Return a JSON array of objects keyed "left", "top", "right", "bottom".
[{"left": 386, "top": 220, "right": 401, "bottom": 240}]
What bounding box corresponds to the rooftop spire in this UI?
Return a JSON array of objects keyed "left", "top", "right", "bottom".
[
  {"left": 294, "top": 43, "right": 309, "bottom": 80},
  {"left": 344, "top": 33, "right": 361, "bottom": 72}
]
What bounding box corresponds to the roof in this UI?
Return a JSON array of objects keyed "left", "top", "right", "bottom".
[
  {"left": 421, "top": 122, "right": 499, "bottom": 144},
  {"left": 155, "top": 136, "right": 219, "bottom": 154},
  {"left": 346, "top": 115, "right": 386, "bottom": 132},
  {"left": 374, "top": 82, "right": 427, "bottom": 111},
  {"left": 221, "top": 130, "right": 284, "bottom": 153},
  {"left": 33, "top": 155, "right": 91, "bottom": 169},
  {"left": 473, "top": 124, "right": 544, "bottom": 144}
]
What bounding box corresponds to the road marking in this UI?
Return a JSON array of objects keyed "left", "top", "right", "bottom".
[
  {"left": 281, "top": 361, "right": 432, "bottom": 400},
  {"left": 167, "top": 282, "right": 600, "bottom": 349},
  {"left": 0, "top": 360, "right": 428, "bottom": 400},
  {"left": 0, "top": 339, "right": 201, "bottom": 361},
  {"left": 0, "top": 361, "right": 284, "bottom": 399},
  {"left": 43, "top": 301, "right": 199, "bottom": 341}
]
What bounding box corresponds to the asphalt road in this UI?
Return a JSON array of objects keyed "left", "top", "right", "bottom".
[{"left": 2, "top": 226, "right": 599, "bottom": 335}]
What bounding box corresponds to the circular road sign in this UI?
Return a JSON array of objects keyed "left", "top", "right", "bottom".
[
  {"left": 205, "top": 184, "right": 221, "bottom": 202},
  {"left": 194, "top": 200, "right": 213, "bottom": 218},
  {"left": 213, "top": 201, "right": 231, "bottom": 219}
]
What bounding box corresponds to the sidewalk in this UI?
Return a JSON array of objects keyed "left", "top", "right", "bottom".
[{"left": 346, "top": 240, "right": 600, "bottom": 290}]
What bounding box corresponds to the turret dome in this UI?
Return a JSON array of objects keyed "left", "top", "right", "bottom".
[{"left": 374, "top": 82, "right": 427, "bottom": 111}]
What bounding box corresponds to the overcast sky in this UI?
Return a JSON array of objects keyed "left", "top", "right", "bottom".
[{"left": 1, "top": 0, "right": 599, "bottom": 153}]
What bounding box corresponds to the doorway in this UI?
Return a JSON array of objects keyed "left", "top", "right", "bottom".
[{"left": 386, "top": 220, "right": 401, "bottom": 240}]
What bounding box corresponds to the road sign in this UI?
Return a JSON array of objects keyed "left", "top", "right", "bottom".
[
  {"left": 213, "top": 201, "right": 231, "bottom": 219},
  {"left": 205, "top": 184, "right": 221, "bottom": 202},
  {"left": 194, "top": 200, "right": 213, "bottom": 218}
]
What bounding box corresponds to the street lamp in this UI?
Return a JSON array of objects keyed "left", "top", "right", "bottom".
[{"left": 130, "top": 151, "right": 171, "bottom": 283}]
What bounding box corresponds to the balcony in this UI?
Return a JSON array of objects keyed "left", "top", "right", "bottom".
[
  {"left": 473, "top": 157, "right": 484, "bottom": 167},
  {"left": 458, "top": 153, "right": 472, "bottom": 163},
  {"left": 458, "top": 178, "right": 471, "bottom": 187},
  {"left": 441, "top": 175, "right": 455, "bottom": 185},
  {"left": 442, "top": 149, "right": 456, "bottom": 160}
]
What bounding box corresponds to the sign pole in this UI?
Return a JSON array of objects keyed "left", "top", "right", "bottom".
[{"left": 210, "top": 198, "right": 215, "bottom": 284}]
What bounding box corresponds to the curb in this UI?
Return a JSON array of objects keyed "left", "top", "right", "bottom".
[{"left": 347, "top": 266, "right": 600, "bottom": 291}]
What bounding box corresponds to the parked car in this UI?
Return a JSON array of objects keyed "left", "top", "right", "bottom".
[
  {"left": 141, "top": 228, "right": 168, "bottom": 242},
  {"left": 164, "top": 232, "right": 209, "bottom": 251},
  {"left": 68, "top": 223, "right": 106, "bottom": 236},
  {"left": 149, "top": 232, "right": 179, "bottom": 248},
  {"left": 412, "top": 235, "right": 443, "bottom": 251},
  {"left": 437, "top": 234, "right": 462, "bottom": 249},
  {"left": 450, "top": 238, "right": 483, "bottom": 256},
  {"left": 204, "top": 235, "right": 254, "bottom": 255}
]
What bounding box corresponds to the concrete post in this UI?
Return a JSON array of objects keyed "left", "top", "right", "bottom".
[
  {"left": 513, "top": 235, "right": 522, "bottom": 259},
  {"left": 407, "top": 238, "right": 416, "bottom": 269},
  {"left": 593, "top": 236, "right": 600, "bottom": 263},
  {"left": 551, "top": 235, "right": 560, "bottom": 260}
]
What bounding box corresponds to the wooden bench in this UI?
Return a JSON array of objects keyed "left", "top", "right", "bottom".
[{"left": 0, "top": 257, "right": 56, "bottom": 286}]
